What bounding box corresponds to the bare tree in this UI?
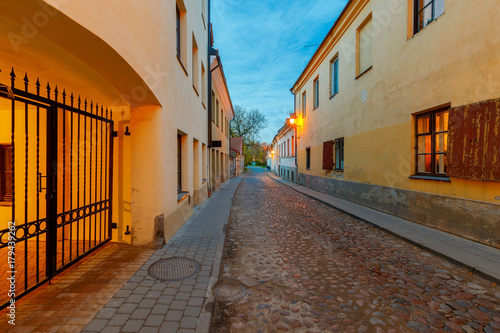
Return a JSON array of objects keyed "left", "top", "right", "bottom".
[{"left": 230, "top": 105, "right": 267, "bottom": 146}]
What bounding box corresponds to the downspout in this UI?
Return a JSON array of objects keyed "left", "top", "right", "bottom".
[
  {"left": 207, "top": 0, "right": 212, "bottom": 195},
  {"left": 293, "top": 93, "right": 298, "bottom": 168}
]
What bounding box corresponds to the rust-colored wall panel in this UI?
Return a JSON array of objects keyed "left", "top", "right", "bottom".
[
  {"left": 448, "top": 98, "right": 500, "bottom": 182},
  {"left": 484, "top": 100, "right": 500, "bottom": 181}
]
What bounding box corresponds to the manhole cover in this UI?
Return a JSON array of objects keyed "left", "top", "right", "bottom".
[
  {"left": 212, "top": 278, "right": 247, "bottom": 302},
  {"left": 148, "top": 258, "right": 200, "bottom": 281}
]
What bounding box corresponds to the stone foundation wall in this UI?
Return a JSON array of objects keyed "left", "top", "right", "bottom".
[
  {"left": 298, "top": 173, "right": 500, "bottom": 249},
  {"left": 279, "top": 166, "right": 298, "bottom": 183}
]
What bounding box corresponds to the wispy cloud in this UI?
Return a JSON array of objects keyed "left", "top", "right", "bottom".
[{"left": 212, "top": 0, "right": 349, "bottom": 142}]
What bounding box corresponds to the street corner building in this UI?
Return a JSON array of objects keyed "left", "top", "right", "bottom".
[
  {"left": 0, "top": 0, "right": 233, "bottom": 308},
  {"left": 271, "top": 115, "right": 298, "bottom": 183},
  {"left": 289, "top": 0, "right": 500, "bottom": 248}
]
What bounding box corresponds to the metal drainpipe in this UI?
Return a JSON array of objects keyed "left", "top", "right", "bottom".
[{"left": 207, "top": 0, "right": 212, "bottom": 195}]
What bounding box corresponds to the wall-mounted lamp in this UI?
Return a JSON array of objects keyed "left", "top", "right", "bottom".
[
  {"left": 124, "top": 126, "right": 131, "bottom": 136},
  {"left": 125, "top": 225, "right": 131, "bottom": 235},
  {"left": 289, "top": 115, "right": 302, "bottom": 130}
]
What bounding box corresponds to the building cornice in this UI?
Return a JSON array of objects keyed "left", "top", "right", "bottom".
[{"left": 290, "top": 0, "right": 370, "bottom": 94}]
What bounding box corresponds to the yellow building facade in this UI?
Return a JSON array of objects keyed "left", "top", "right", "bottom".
[
  {"left": 291, "top": 0, "right": 500, "bottom": 248},
  {"left": 209, "top": 48, "right": 233, "bottom": 193}
]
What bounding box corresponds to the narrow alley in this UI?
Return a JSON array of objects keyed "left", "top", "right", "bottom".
[{"left": 211, "top": 169, "right": 500, "bottom": 332}]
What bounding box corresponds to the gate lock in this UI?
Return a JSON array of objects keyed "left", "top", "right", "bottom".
[{"left": 37, "top": 172, "right": 46, "bottom": 193}]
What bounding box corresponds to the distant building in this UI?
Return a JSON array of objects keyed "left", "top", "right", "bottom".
[
  {"left": 209, "top": 47, "right": 234, "bottom": 193},
  {"left": 290, "top": 0, "right": 500, "bottom": 248},
  {"left": 271, "top": 116, "right": 297, "bottom": 183},
  {"left": 230, "top": 137, "right": 244, "bottom": 177}
]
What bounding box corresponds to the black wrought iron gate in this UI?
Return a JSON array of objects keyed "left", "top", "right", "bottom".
[{"left": 0, "top": 68, "right": 114, "bottom": 309}]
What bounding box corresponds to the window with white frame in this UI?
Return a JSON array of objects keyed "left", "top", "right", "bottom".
[
  {"left": 414, "top": 0, "right": 444, "bottom": 33},
  {"left": 330, "top": 56, "right": 339, "bottom": 96},
  {"left": 313, "top": 77, "right": 319, "bottom": 109}
]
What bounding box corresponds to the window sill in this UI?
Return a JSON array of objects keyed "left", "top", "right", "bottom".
[
  {"left": 193, "top": 85, "right": 199, "bottom": 96},
  {"left": 355, "top": 66, "right": 372, "bottom": 80},
  {"left": 177, "top": 192, "right": 190, "bottom": 202},
  {"left": 313, "top": 105, "right": 319, "bottom": 111},
  {"left": 202, "top": 102, "right": 206, "bottom": 109},
  {"left": 177, "top": 56, "right": 188, "bottom": 76},
  {"left": 329, "top": 91, "right": 339, "bottom": 100},
  {"left": 334, "top": 169, "right": 344, "bottom": 172},
  {"left": 0, "top": 201, "right": 12, "bottom": 207},
  {"left": 202, "top": 179, "right": 207, "bottom": 184},
  {"left": 409, "top": 175, "right": 450, "bottom": 183}
]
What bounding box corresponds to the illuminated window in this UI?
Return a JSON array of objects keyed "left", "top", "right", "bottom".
[
  {"left": 0, "top": 145, "right": 13, "bottom": 203},
  {"left": 414, "top": 0, "right": 445, "bottom": 33},
  {"left": 415, "top": 109, "right": 449, "bottom": 176}
]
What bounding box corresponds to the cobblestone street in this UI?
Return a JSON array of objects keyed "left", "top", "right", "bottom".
[{"left": 211, "top": 170, "right": 500, "bottom": 332}]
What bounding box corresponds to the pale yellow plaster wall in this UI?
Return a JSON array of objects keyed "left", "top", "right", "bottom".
[
  {"left": 293, "top": 0, "right": 500, "bottom": 204},
  {"left": 210, "top": 64, "right": 232, "bottom": 191},
  {"left": 37, "top": 0, "right": 210, "bottom": 244},
  {"left": 0, "top": 0, "right": 210, "bottom": 246}
]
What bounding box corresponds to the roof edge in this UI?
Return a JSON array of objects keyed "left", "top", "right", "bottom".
[{"left": 290, "top": 0, "right": 355, "bottom": 94}]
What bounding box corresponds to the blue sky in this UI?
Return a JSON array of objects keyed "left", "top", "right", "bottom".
[{"left": 211, "top": 0, "right": 349, "bottom": 143}]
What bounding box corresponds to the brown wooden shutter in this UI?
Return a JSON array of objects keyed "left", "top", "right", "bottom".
[
  {"left": 323, "top": 140, "right": 334, "bottom": 170},
  {"left": 448, "top": 100, "right": 500, "bottom": 182}
]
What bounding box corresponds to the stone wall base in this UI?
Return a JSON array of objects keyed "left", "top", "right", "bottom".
[
  {"left": 279, "top": 166, "right": 298, "bottom": 183},
  {"left": 298, "top": 173, "right": 500, "bottom": 249}
]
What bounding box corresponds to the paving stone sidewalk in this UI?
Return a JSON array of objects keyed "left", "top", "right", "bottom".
[
  {"left": 267, "top": 172, "right": 500, "bottom": 283},
  {"left": 83, "top": 175, "right": 243, "bottom": 333}
]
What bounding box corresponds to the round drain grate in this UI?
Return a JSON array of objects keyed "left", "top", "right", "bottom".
[
  {"left": 148, "top": 258, "right": 200, "bottom": 281},
  {"left": 212, "top": 278, "right": 247, "bottom": 302}
]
